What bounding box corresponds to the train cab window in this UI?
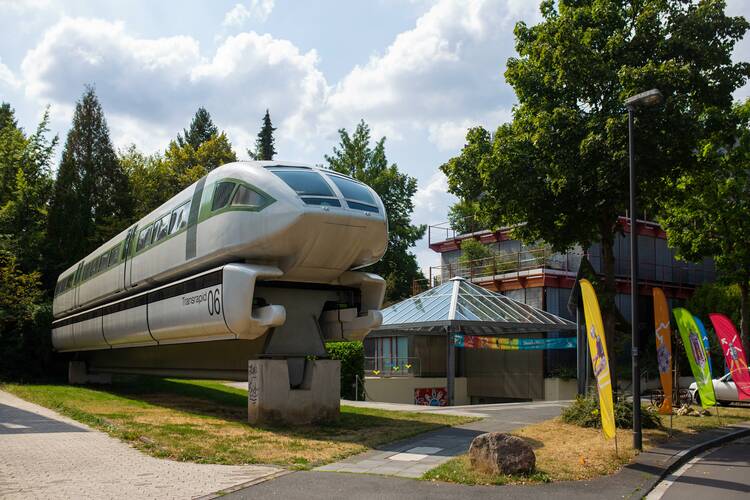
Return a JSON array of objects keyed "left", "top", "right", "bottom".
[
  {"left": 136, "top": 226, "right": 152, "bottom": 252},
  {"left": 326, "top": 175, "right": 379, "bottom": 213},
  {"left": 212, "top": 182, "right": 236, "bottom": 211},
  {"left": 153, "top": 213, "right": 171, "bottom": 242},
  {"left": 170, "top": 201, "right": 190, "bottom": 234},
  {"left": 270, "top": 169, "right": 341, "bottom": 206},
  {"left": 231, "top": 185, "right": 265, "bottom": 207}
]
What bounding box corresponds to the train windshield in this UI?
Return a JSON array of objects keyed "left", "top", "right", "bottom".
[
  {"left": 326, "top": 175, "right": 379, "bottom": 213},
  {"left": 270, "top": 169, "right": 341, "bottom": 206}
]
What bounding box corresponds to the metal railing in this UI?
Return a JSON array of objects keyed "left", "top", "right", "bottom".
[
  {"left": 364, "top": 356, "right": 421, "bottom": 377},
  {"left": 413, "top": 246, "right": 715, "bottom": 295},
  {"left": 413, "top": 247, "right": 579, "bottom": 295}
]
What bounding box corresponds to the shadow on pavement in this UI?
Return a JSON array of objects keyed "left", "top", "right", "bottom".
[{"left": 0, "top": 403, "right": 88, "bottom": 434}]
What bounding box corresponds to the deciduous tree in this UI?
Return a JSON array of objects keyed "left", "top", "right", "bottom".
[
  {"left": 442, "top": 0, "right": 749, "bottom": 382},
  {"left": 0, "top": 103, "right": 56, "bottom": 275},
  {"left": 325, "top": 120, "right": 425, "bottom": 301},
  {"left": 661, "top": 100, "right": 750, "bottom": 355}
]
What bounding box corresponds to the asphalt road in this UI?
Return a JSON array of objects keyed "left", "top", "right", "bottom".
[
  {"left": 225, "top": 400, "right": 648, "bottom": 500},
  {"left": 647, "top": 436, "right": 750, "bottom": 500}
]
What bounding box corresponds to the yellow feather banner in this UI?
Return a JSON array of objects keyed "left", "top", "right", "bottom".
[{"left": 579, "top": 279, "right": 616, "bottom": 440}]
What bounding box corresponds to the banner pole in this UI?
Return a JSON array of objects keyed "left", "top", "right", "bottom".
[
  {"left": 614, "top": 432, "right": 619, "bottom": 458},
  {"left": 669, "top": 413, "right": 673, "bottom": 438},
  {"left": 715, "top": 404, "right": 722, "bottom": 427}
]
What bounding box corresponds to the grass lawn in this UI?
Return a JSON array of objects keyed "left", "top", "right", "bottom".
[
  {"left": 423, "top": 405, "right": 750, "bottom": 486},
  {"left": 1, "top": 376, "right": 475, "bottom": 468}
]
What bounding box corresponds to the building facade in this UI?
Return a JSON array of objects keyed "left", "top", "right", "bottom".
[{"left": 363, "top": 217, "right": 716, "bottom": 404}]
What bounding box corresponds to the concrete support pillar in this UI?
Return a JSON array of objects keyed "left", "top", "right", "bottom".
[
  {"left": 68, "top": 361, "right": 112, "bottom": 385},
  {"left": 248, "top": 359, "right": 340, "bottom": 425}
]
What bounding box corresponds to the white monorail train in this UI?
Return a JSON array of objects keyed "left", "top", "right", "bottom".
[{"left": 52, "top": 161, "right": 387, "bottom": 380}]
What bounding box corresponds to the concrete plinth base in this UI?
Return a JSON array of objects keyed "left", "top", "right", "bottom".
[
  {"left": 248, "top": 359, "right": 340, "bottom": 425},
  {"left": 68, "top": 361, "right": 112, "bottom": 385}
]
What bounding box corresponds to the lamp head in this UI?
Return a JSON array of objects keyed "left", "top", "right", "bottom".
[{"left": 624, "top": 89, "right": 664, "bottom": 110}]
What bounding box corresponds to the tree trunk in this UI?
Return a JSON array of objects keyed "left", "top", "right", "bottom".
[
  {"left": 741, "top": 281, "right": 750, "bottom": 359},
  {"left": 599, "top": 228, "right": 618, "bottom": 394}
]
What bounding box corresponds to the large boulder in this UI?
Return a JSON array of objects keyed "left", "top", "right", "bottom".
[{"left": 468, "top": 432, "right": 536, "bottom": 475}]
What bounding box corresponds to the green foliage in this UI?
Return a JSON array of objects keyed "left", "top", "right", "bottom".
[
  {"left": 661, "top": 99, "right": 750, "bottom": 352},
  {"left": 687, "top": 283, "right": 741, "bottom": 327},
  {"left": 125, "top": 130, "right": 237, "bottom": 221},
  {"left": 447, "top": 199, "right": 483, "bottom": 235},
  {"left": 248, "top": 109, "right": 277, "bottom": 161},
  {"left": 441, "top": 0, "right": 750, "bottom": 382},
  {"left": 325, "top": 120, "right": 426, "bottom": 301},
  {"left": 163, "top": 131, "right": 237, "bottom": 190},
  {"left": 458, "top": 239, "right": 493, "bottom": 264},
  {"left": 326, "top": 341, "right": 364, "bottom": 400},
  {"left": 177, "top": 107, "right": 218, "bottom": 150},
  {"left": 47, "top": 86, "right": 133, "bottom": 275},
  {"left": 0, "top": 251, "right": 55, "bottom": 380},
  {"left": 561, "top": 396, "right": 660, "bottom": 430},
  {"left": 0, "top": 104, "right": 56, "bottom": 275}
]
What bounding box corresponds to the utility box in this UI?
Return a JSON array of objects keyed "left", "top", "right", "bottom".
[{"left": 247, "top": 359, "right": 340, "bottom": 425}]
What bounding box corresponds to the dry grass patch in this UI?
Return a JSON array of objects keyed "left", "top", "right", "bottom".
[
  {"left": 424, "top": 405, "right": 750, "bottom": 486},
  {"left": 1, "top": 377, "right": 475, "bottom": 468}
]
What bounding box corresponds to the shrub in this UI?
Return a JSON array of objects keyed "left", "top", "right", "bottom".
[
  {"left": 561, "top": 396, "right": 661, "bottom": 429},
  {"left": 0, "top": 251, "right": 58, "bottom": 381},
  {"left": 325, "top": 341, "right": 364, "bottom": 400}
]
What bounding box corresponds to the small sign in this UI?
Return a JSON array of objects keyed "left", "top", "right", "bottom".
[{"left": 414, "top": 387, "right": 447, "bottom": 406}]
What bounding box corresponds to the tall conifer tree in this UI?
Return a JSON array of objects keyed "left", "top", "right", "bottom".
[
  {"left": 48, "top": 86, "right": 132, "bottom": 274},
  {"left": 177, "top": 107, "right": 218, "bottom": 150},
  {"left": 248, "top": 109, "right": 276, "bottom": 161}
]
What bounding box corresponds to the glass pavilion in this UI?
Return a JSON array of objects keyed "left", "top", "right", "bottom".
[{"left": 373, "top": 277, "right": 576, "bottom": 405}]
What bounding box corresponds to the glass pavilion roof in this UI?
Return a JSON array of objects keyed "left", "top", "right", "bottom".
[{"left": 379, "top": 277, "right": 576, "bottom": 335}]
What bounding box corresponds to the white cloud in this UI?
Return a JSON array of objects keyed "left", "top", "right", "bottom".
[
  {"left": 222, "top": 0, "right": 275, "bottom": 27},
  {"left": 323, "top": 0, "right": 540, "bottom": 145},
  {"left": 0, "top": 58, "right": 21, "bottom": 89},
  {"left": 0, "top": 0, "right": 51, "bottom": 12},
  {"left": 21, "top": 17, "right": 327, "bottom": 155}
]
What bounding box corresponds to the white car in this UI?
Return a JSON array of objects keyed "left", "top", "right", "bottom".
[{"left": 689, "top": 372, "right": 743, "bottom": 406}]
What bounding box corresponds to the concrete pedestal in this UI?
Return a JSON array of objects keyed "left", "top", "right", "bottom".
[
  {"left": 248, "top": 359, "right": 340, "bottom": 425},
  {"left": 68, "top": 361, "right": 112, "bottom": 384}
]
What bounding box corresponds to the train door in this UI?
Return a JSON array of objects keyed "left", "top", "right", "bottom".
[
  {"left": 74, "top": 261, "right": 84, "bottom": 309},
  {"left": 123, "top": 226, "right": 136, "bottom": 289}
]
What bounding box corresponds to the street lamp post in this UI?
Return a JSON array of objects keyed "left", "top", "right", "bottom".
[{"left": 624, "top": 89, "right": 663, "bottom": 451}]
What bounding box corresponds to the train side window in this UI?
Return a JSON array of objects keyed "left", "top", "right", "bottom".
[
  {"left": 154, "top": 213, "right": 171, "bottom": 242},
  {"left": 99, "top": 253, "right": 109, "bottom": 271},
  {"left": 212, "top": 182, "right": 235, "bottom": 211},
  {"left": 170, "top": 201, "right": 190, "bottom": 234},
  {"left": 136, "top": 225, "right": 152, "bottom": 252},
  {"left": 108, "top": 246, "right": 119, "bottom": 267},
  {"left": 231, "top": 185, "right": 265, "bottom": 207}
]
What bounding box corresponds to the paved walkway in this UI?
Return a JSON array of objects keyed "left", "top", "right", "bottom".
[
  {"left": 226, "top": 380, "right": 571, "bottom": 478},
  {"left": 224, "top": 423, "right": 750, "bottom": 500},
  {"left": 316, "top": 400, "right": 568, "bottom": 478},
  {"left": 0, "top": 390, "right": 283, "bottom": 500}
]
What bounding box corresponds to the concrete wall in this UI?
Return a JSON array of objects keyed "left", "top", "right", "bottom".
[
  {"left": 543, "top": 377, "right": 577, "bottom": 401},
  {"left": 364, "top": 377, "right": 469, "bottom": 406}
]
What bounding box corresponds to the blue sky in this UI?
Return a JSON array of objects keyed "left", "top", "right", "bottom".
[{"left": 2, "top": 0, "right": 750, "bottom": 274}]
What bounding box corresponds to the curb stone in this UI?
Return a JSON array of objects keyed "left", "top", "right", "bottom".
[
  {"left": 198, "top": 469, "right": 294, "bottom": 499},
  {"left": 638, "top": 423, "right": 750, "bottom": 497}
]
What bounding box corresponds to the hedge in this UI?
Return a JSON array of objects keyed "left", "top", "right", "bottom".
[{"left": 326, "top": 341, "right": 364, "bottom": 400}]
